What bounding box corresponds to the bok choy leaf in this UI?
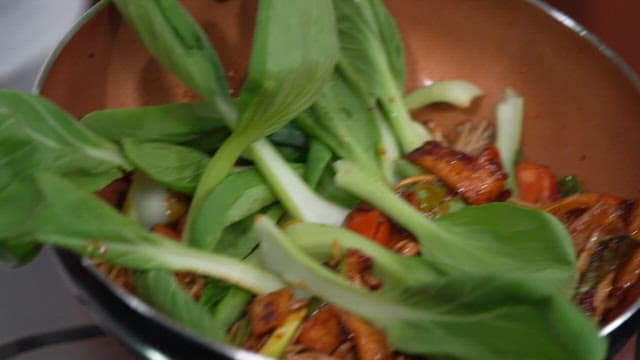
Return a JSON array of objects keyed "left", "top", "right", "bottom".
[
  {"left": 5, "top": 172, "right": 284, "bottom": 294},
  {"left": 333, "top": 0, "right": 429, "bottom": 153},
  {"left": 111, "top": 0, "right": 236, "bottom": 121},
  {"left": 191, "top": 0, "right": 339, "bottom": 209},
  {"left": 136, "top": 270, "right": 225, "bottom": 340},
  {"left": 0, "top": 91, "right": 131, "bottom": 192},
  {"left": 81, "top": 102, "right": 225, "bottom": 144},
  {"left": 334, "top": 160, "right": 576, "bottom": 297},
  {"left": 367, "top": 0, "right": 406, "bottom": 89},
  {"left": 116, "top": 0, "right": 347, "bottom": 227},
  {"left": 255, "top": 216, "right": 606, "bottom": 360},
  {"left": 189, "top": 168, "right": 277, "bottom": 251},
  {"left": 122, "top": 139, "right": 210, "bottom": 194},
  {"left": 296, "top": 72, "right": 384, "bottom": 179}
]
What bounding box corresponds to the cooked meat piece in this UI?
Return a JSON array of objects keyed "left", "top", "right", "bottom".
[
  {"left": 340, "top": 312, "right": 393, "bottom": 360},
  {"left": 283, "top": 353, "right": 338, "bottom": 360},
  {"left": 405, "top": 141, "right": 507, "bottom": 205},
  {"left": 342, "top": 249, "right": 382, "bottom": 290},
  {"left": 626, "top": 200, "right": 640, "bottom": 241},
  {"left": 568, "top": 197, "right": 626, "bottom": 255},
  {"left": 332, "top": 341, "right": 357, "bottom": 360},
  {"left": 296, "top": 305, "right": 344, "bottom": 354},
  {"left": 391, "top": 239, "right": 421, "bottom": 256},
  {"left": 544, "top": 194, "right": 602, "bottom": 223},
  {"left": 452, "top": 121, "right": 493, "bottom": 156},
  {"left": 249, "top": 288, "right": 293, "bottom": 336},
  {"left": 574, "top": 236, "right": 639, "bottom": 322},
  {"left": 604, "top": 241, "right": 640, "bottom": 319}
]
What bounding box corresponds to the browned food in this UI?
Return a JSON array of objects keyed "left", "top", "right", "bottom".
[
  {"left": 545, "top": 194, "right": 640, "bottom": 323},
  {"left": 566, "top": 196, "right": 626, "bottom": 255},
  {"left": 339, "top": 312, "right": 393, "bottom": 360},
  {"left": 405, "top": 141, "right": 507, "bottom": 205},
  {"left": 296, "top": 305, "right": 344, "bottom": 354},
  {"left": 249, "top": 288, "right": 294, "bottom": 336},
  {"left": 627, "top": 201, "right": 640, "bottom": 241},
  {"left": 341, "top": 249, "right": 382, "bottom": 290}
]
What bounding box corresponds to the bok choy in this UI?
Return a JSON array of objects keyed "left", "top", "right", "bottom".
[
  {"left": 334, "top": 160, "right": 576, "bottom": 297},
  {"left": 255, "top": 216, "right": 606, "bottom": 360},
  {"left": 0, "top": 0, "right": 609, "bottom": 358}
]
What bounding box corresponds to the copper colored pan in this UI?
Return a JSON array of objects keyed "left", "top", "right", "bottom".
[{"left": 36, "top": 0, "right": 640, "bottom": 358}]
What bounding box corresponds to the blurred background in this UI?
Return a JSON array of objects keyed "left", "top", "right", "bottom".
[{"left": 0, "top": 0, "right": 638, "bottom": 359}]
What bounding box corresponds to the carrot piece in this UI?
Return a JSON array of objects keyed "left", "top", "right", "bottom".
[
  {"left": 515, "top": 162, "right": 559, "bottom": 204},
  {"left": 344, "top": 208, "right": 392, "bottom": 247}
]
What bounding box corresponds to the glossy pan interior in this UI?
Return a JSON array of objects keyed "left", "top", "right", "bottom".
[{"left": 37, "top": 0, "right": 640, "bottom": 357}]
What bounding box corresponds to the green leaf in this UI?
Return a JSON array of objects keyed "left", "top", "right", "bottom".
[
  {"left": 303, "top": 139, "right": 333, "bottom": 188},
  {"left": 211, "top": 286, "right": 253, "bottom": 335},
  {"left": 314, "top": 166, "right": 360, "bottom": 210},
  {"left": 112, "top": 0, "right": 236, "bottom": 121},
  {"left": 188, "top": 168, "right": 277, "bottom": 251},
  {"left": 367, "top": 0, "right": 406, "bottom": 88},
  {"left": 0, "top": 179, "right": 44, "bottom": 264},
  {"left": 296, "top": 73, "right": 383, "bottom": 178},
  {"left": 267, "top": 123, "right": 309, "bottom": 151},
  {"left": 215, "top": 205, "right": 283, "bottom": 259},
  {"left": 333, "top": 0, "right": 428, "bottom": 152},
  {"left": 81, "top": 102, "right": 225, "bottom": 144},
  {"left": 255, "top": 217, "right": 606, "bottom": 360},
  {"left": 559, "top": 175, "right": 583, "bottom": 197},
  {"left": 19, "top": 172, "right": 283, "bottom": 294},
  {"left": 190, "top": 0, "right": 339, "bottom": 211},
  {"left": 235, "top": 0, "right": 338, "bottom": 140},
  {"left": 197, "top": 278, "right": 232, "bottom": 311},
  {"left": 334, "top": 160, "right": 576, "bottom": 297},
  {"left": 179, "top": 128, "right": 231, "bottom": 154},
  {"left": 136, "top": 270, "right": 225, "bottom": 340},
  {"left": 0, "top": 90, "right": 129, "bottom": 191},
  {"left": 0, "top": 235, "right": 41, "bottom": 266},
  {"left": 122, "top": 139, "right": 210, "bottom": 194}
]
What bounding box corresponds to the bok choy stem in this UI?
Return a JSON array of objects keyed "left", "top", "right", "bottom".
[
  {"left": 249, "top": 139, "right": 349, "bottom": 224},
  {"left": 404, "top": 80, "right": 484, "bottom": 110},
  {"left": 495, "top": 89, "right": 524, "bottom": 195},
  {"left": 190, "top": 131, "right": 250, "bottom": 212},
  {"left": 334, "top": 160, "right": 445, "bottom": 237}
]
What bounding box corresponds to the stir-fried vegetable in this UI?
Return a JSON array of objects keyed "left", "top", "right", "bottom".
[{"left": 0, "top": 0, "right": 615, "bottom": 359}]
